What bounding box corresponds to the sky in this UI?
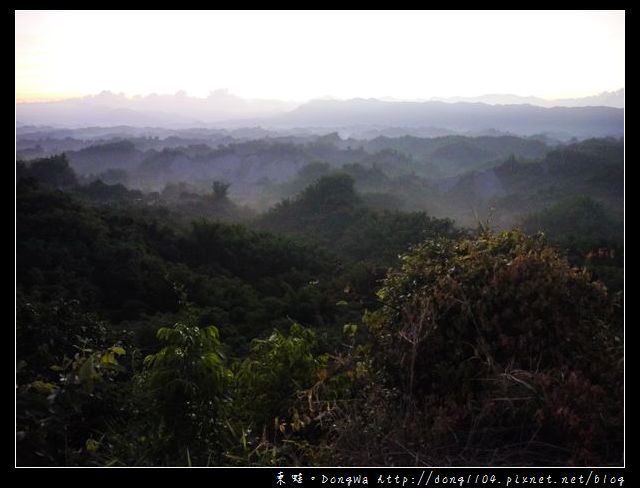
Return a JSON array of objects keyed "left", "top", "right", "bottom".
[{"left": 15, "top": 10, "right": 625, "bottom": 103}]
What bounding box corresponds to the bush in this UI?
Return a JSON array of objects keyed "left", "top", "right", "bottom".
[
  {"left": 362, "top": 230, "right": 622, "bottom": 465},
  {"left": 139, "top": 319, "right": 232, "bottom": 464}
]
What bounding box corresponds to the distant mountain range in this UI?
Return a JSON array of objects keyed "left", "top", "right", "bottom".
[
  {"left": 430, "top": 89, "right": 624, "bottom": 108},
  {"left": 271, "top": 99, "right": 623, "bottom": 139},
  {"left": 16, "top": 90, "right": 297, "bottom": 128},
  {"left": 16, "top": 89, "right": 624, "bottom": 138}
]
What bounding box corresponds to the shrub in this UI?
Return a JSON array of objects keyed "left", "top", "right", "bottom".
[{"left": 362, "top": 230, "right": 622, "bottom": 465}]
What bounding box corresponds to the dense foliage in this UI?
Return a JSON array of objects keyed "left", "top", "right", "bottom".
[
  {"left": 360, "top": 231, "right": 622, "bottom": 465},
  {"left": 15, "top": 139, "right": 623, "bottom": 466}
]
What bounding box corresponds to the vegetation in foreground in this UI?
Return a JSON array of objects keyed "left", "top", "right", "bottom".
[{"left": 16, "top": 151, "right": 623, "bottom": 466}]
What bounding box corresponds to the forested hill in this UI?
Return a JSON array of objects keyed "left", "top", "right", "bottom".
[
  {"left": 16, "top": 129, "right": 624, "bottom": 229},
  {"left": 16, "top": 136, "right": 623, "bottom": 467}
]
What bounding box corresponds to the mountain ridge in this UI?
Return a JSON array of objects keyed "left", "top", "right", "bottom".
[{"left": 16, "top": 90, "right": 624, "bottom": 138}]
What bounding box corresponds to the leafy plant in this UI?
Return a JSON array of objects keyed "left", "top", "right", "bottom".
[
  {"left": 363, "top": 230, "right": 622, "bottom": 465},
  {"left": 140, "top": 319, "right": 231, "bottom": 464}
]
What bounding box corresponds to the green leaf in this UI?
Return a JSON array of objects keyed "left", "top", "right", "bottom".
[
  {"left": 101, "top": 351, "right": 117, "bottom": 366},
  {"left": 78, "top": 356, "right": 98, "bottom": 391},
  {"left": 343, "top": 323, "right": 358, "bottom": 336},
  {"left": 85, "top": 438, "right": 99, "bottom": 452},
  {"left": 30, "top": 380, "right": 56, "bottom": 395}
]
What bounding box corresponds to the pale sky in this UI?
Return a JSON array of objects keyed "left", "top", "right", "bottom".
[{"left": 15, "top": 10, "right": 625, "bottom": 102}]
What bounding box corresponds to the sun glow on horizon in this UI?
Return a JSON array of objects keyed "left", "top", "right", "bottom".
[{"left": 16, "top": 10, "right": 625, "bottom": 103}]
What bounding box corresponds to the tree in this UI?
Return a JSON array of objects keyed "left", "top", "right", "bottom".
[
  {"left": 141, "top": 319, "right": 231, "bottom": 462},
  {"left": 364, "top": 230, "right": 622, "bottom": 465},
  {"left": 17, "top": 154, "right": 78, "bottom": 189},
  {"left": 235, "top": 323, "right": 326, "bottom": 430},
  {"left": 212, "top": 180, "right": 231, "bottom": 201}
]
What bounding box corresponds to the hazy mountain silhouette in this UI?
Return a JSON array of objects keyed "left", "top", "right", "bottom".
[
  {"left": 272, "top": 99, "right": 623, "bottom": 138},
  {"left": 431, "top": 89, "right": 624, "bottom": 108},
  {"left": 16, "top": 90, "right": 623, "bottom": 138},
  {"left": 16, "top": 90, "right": 297, "bottom": 128}
]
